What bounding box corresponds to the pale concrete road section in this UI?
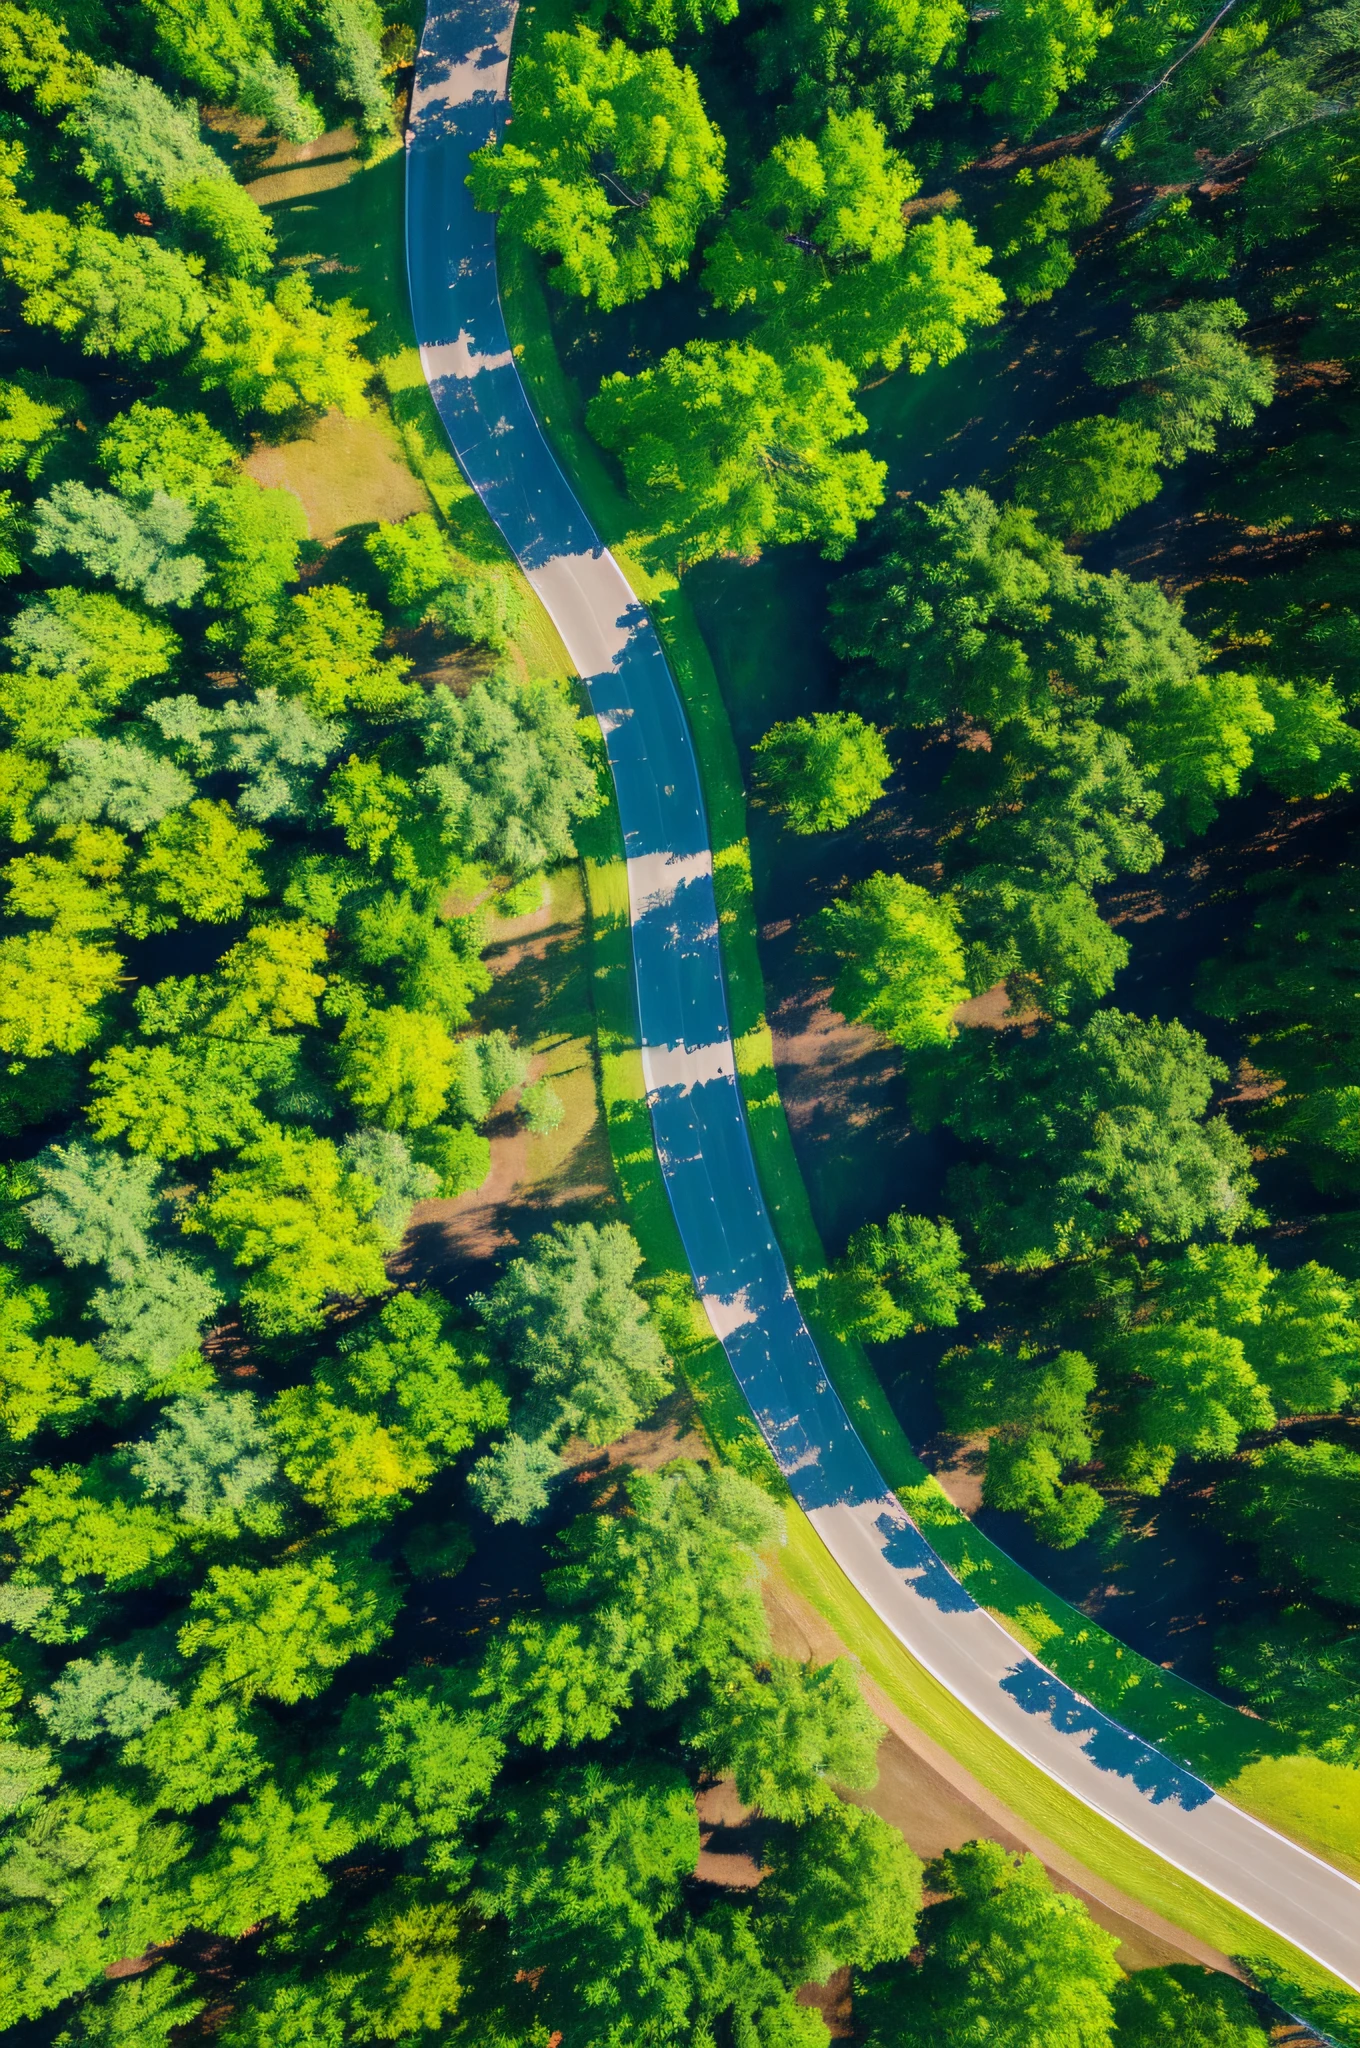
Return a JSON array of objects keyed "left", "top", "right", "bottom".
[{"left": 406, "top": 0, "right": 1360, "bottom": 1985}]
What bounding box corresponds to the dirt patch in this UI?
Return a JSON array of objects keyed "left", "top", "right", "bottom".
[
  {"left": 560, "top": 1387, "right": 711, "bottom": 1482},
  {"left": 763, "top": 1562, "right": 1243, "bottom": 1979},
  {"left": 398, "top": 867, "right": 615, "bottom": 1289},
  {"left": 245, "top": 407, "right": 431, "bottom": 541}
]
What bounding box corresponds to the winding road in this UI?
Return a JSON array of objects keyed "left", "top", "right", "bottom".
[{"left": 406, "top": 0, "right": 1360, "bottom": 1989}]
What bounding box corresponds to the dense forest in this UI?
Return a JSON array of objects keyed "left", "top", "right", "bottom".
[{"left": 0, "top": 0, "right": 1354, "bottom": 2037}]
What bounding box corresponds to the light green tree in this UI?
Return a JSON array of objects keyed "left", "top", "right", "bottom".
[
  {"left": 170, "top": 177, "right": 276, "bottom": 279},
  {"left": 753, "top": 711, "right": 891, "bottom": 832},
  {"left": 470, "top": 1221, "right": 671, "bottom": 1520},
  {"left": 192, "top": 275, "right": 372, "bottom": 420},
  {"left": 985, "top": 158, "right": 1111, "bottom": 305},
  {"left": 130, "top": 799, "right": 267, "bottom": 931},
  {"left": 588, "top": 339, "right": 886, "bottom": 564},
  {"left": 705, "top": 110, "right": 1002, "bottom": 376},
  {"left": 180, "top": 1549, "right": 400, "bottom": 1704},
  {"left": 1, "top": 187, "right": 210, "bottom": 359},
  {"left": 813, "top": 872, "right": 967, "bottom": 1051},
  {"left": 184, "top": 1124, "right": 389, "bottom": 1334},
  {"left": 468, "top": 27, "right": 726, "bottom": 309},
  {"left": 0, "top": 930, "right": 122, "bottom": 1058},
  {"left": 257, "top": 584, "right": 411, "bottom": 716},
  {"left": 337, "top": 1003, "right": 457, "bottom": 1129}
]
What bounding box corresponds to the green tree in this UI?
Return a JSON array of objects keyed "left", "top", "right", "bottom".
[
  {"left": 690, "top": 1656, "right": 883, "bottom": 1820},
  {"left": 0, "top": 929, "right": 121, "bottom": 1058},
  {"left": 197, "top": 481, "right": 309, "bottom": 646},
  {"left": 97, "top": 401, "right": 234, "bottom": 508},
  {"left": 545, "top": 1458, "right": 785, "bottom": 1704},
  {"left": 610, "top": 0, "right": 737, "bottom": 39},
  {"left": 1088, "top": 301, "right": 1276, "bottom": 464},
  {"left": 588, "top": 339, "right": 886, "bottom": 563},
  {"left": 1012, "top": 416, "right": 1165, "bottom": 535},
  {"left": 184, "top": 1123, "right": 389, "bottom": 1334},
  {"left": 0, "top": 1, "right": 95, "bottom": 113},
  {"left": 31, "top": 483, "right": 206, "bottom": 609},
  {"left": 1100, "top": 1321, "right": 1274, "bottom": 1495},
  {"left": 470, "top": 1221, "right": 671, "bottom": 1520},
  {"left": 758, "top": 1801, "right": 922, "bottom": 1985},
  {"left": 751, "top": 0, "right": 966, "bottom": 131},
  {"left": 33, "top": 1653, "right": 177, "bottom": 1746},
  {"left": 36, "top": 735, "right": 193, "bottom": 830},
  {"left": 913, "top": 1009, "right": 1257, "bottom": 1267},
  {"left": 753, "top": 711, "right": 891, "bottom": 832},
  {"left": 0, "top": 1278, "right": 106, "bottom": 1439},
  {"left": 4, "top": 587, "right": 178, "bottom": 745},
  {"left": 967, "top": 0, "right": 1111, "bottom": 135},
  {"left": 813, "top": 871, "right": 968, "bottom": 1051},
  {"left": 828, "top": 488, "right": 1273, "bottom": 837},
  {"left": 1196, "top": 870, "right": 1360, "bottom": 1192},
  {"left": 130, "top": 798, "right": 267, "bottom": 931},
  {"left": 984, "top": 158, "right": 1112, "bottom": 305},
  {"left": 1215, "top": 1607, "right": 1360, "bottom": 1766},
  {"left": 337, "top": 1001, "right": 457, "bottom": 1129},
  {"left": 939, "top": 1344, "right": 1101, "bottom": 1545},
  {"left": 52, "top": 1963, "right": 203, "bottom": 2047},
  {"left": 192, "top": 274, "right": 372, "bottom": 420},
  {"left": 66, "top": 64, "right": 226, "bottom": 208},
  {"left": 180, "top": 1547, "right": 400, "bottom": 1704},
  {"left": 1111, "top": 1965, "right": 1271, "bottom": 2048},
  {"left": 859, "top": 1839, "right": 1121, "bottom": 2048},
  {"left": 331, "top": 1664, "right": 504, "bottom": 1865},
  {"left": 1216, "top": 1439, "right": 1360, "bottom": 1609},
  {"left": 141, "top": 0, "right": 321, "bottom": 141},
  {"left": 707, "top": 114, "right": 1000, "bottom": 376},
  {"left": 313, "top": 0, "right": 390, "bottom": 136},
  {"left": 346, "top": 890, "right": 491, "bottom": 1031},
  {"left": 257, "top": 583, "right": 411, "bottom": 716},
  {"left": 271, "top": 1290, "right": 505, "bottom": 1525},
  {"left": 470, "top": 1759, "right": 701, "bottom": 2032},
  {"left": 0, "top": 370, "right": 82, "bottom": 480},
  {"left": 829, "top": 1211, "right": 980, "bottom": 1340},
  {"left": 150, "top": 687, "right": 342, "bottom": 820},
  {"left": 468, "top": 27, "right": 726, "bottom": 309},
  {"left": 130, "top": 1389, "right": 280, "bottom": 1533},
  {"left": 169, "top": 176, "right": 275, "bottom": 278},
  {"left": 417, "top": 665, "right": 602, "bottom": 873},
  {"left": 2, "top": 195, "right": 210, "bottom": 360}
]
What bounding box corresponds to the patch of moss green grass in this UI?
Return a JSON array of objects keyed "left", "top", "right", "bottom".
[{"left": 257, "top": 130, "right": 570, "bottom": 682}]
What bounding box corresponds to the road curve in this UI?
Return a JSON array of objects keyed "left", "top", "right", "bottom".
[{"left": 406, "top": 0, "right": 1360, "bottom": 1987}]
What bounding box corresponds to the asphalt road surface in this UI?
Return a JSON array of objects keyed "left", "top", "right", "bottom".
[{"left": 406, "top": 0, "right": 1360, "bottom": 1986}]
